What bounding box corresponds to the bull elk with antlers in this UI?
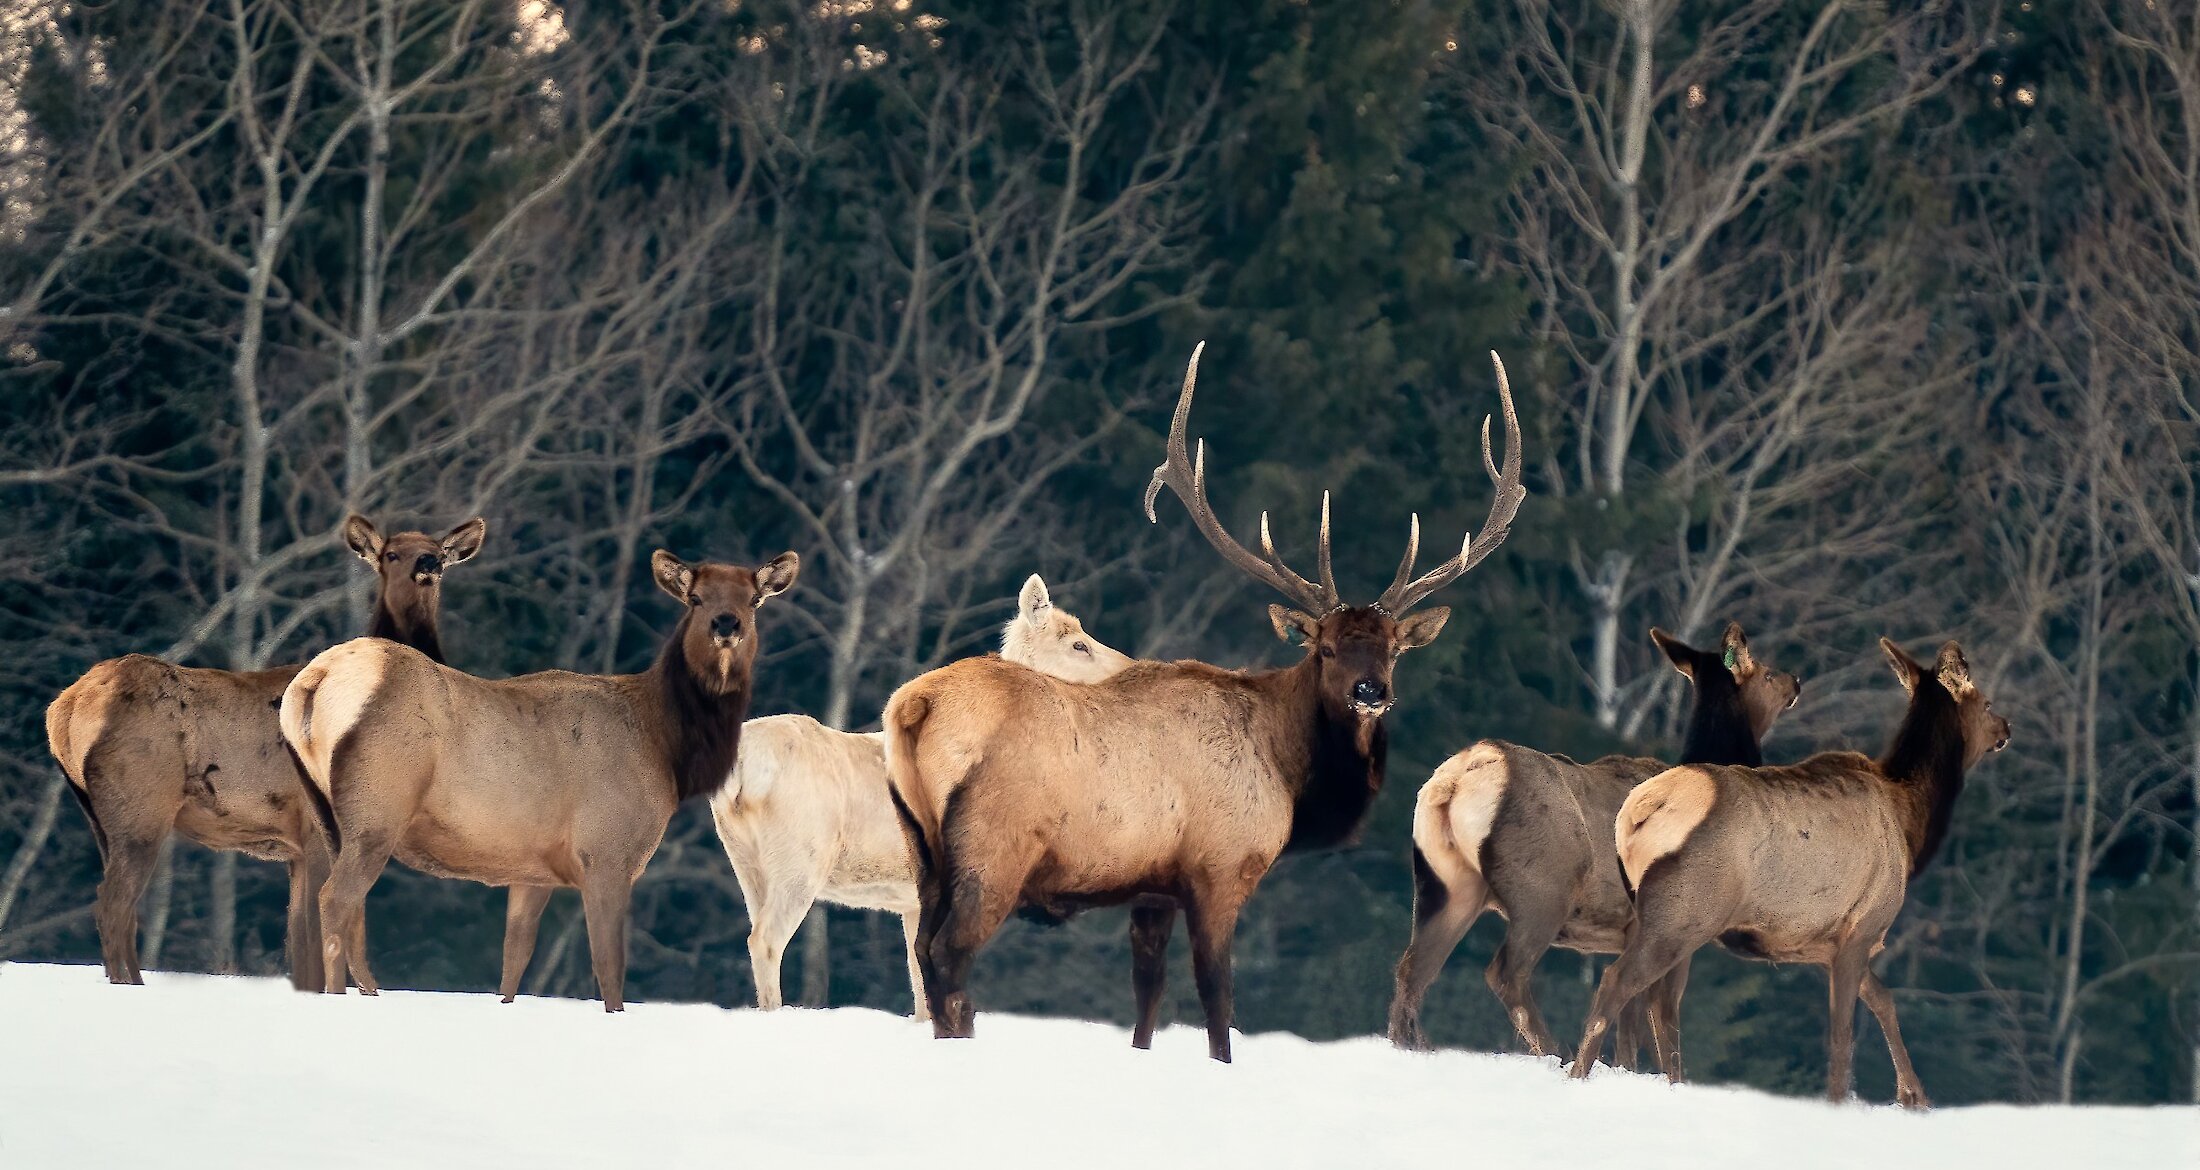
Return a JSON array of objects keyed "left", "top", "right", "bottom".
[
  {"left": 1387, "top": 623, "right": 1802, "bottom": 1063},
  {"left": 280, "top": 548, "right": 797, "bottom": 1009},
  {"left": 45, "top": 515, "right": 485, "bottom": 988},
  {"left": 1570, "top": 638, "right": 2009, "bottom": 1106},
  {"left": 883, "top": 344, "right": 1525, "bottom": 1061}
]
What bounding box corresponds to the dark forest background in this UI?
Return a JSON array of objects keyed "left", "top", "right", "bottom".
[{"left": 1, "top": 0, "right": 2196, "bottom": 1107}]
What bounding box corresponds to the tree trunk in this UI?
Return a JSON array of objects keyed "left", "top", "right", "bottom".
[
  {"left": 140, "top": 837, "right": 179, "bottom": 971},
  {"left": 0, "top": 775, "right": 65, "bottom": 940},
  {"left": 209, "top": 852, "right": 238, "bottom": 973}
]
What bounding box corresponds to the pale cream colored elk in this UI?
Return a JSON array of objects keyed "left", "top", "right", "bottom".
[
  {"left": 45, "top": 515, "right": 484, "bottom": 988},
  {"left": 702, "top": 574, "right": 1133, "bottom": 1019},
  {"left": 1570, "top": 639, "right": 2010, "bottom": 1107},
  {"left": 281, "top": 549, "right": 797, "bottom": 1010},
  {"left": 885, "top": 344, "right": 1525, "bottom": 1061},
  {"left": 1387, "top": 623, "right": 1802, "bottom": 1064}
]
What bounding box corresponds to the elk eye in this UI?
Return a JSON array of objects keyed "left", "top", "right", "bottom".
[
  {"left": 1320, "top": 645, "right": 1336, "bottom": 659},
  {"left": 1073, "top": 642, "right": 1090, "bottom": 653},
  {"left": 385, "top": 552, "right": 399, "bottom": 562},
  {"left": 687, "top": 595, "right": 700, "bottom": 607}
]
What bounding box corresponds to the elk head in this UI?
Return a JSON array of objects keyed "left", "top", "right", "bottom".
[
  {"left": 1001, "top": 573, "right": 1135, "bottom": 683},
  {"left": 347, "top": 514, "right": 485, "bottom": 596},
  {"left": 653, "top": 550, "right": 799, "bottom": 695},
  {"left": 1882, "top": 638, "right": 2010, "bottom": 767},
  {"left": 1144, "top": 343, "right": 1525, "bottom": 725},
  {"left": 1651, "top": 621, "right": 1802, "bottom": 740}
]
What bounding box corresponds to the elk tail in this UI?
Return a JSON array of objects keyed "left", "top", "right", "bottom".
[
  {"left": 45, "top": 683, "right": 109, "bottom": 863},
  {"left": 882, "top": 690, "right": 938, "bottom": 868},
  {"left": 279, "top": 661, "right": 343, "bottom": 854}
]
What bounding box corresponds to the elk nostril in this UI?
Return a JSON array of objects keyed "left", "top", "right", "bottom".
[
  {"left": 710, "top": 614, "right": 740, "bottom": 638},
  {"left": 1352, "top": 679, "right": 1384, "bottom": 705},
  {"left": 413, "top": 554, "right": 441, "bottom": 576}
]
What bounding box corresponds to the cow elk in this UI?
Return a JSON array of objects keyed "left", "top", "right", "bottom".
[
  {"left": 883, "top": 344, "right": 1525, "bottom": 1061},
  {"left": 1570, "top": 638, "right": 2009, "bottom": 1106},
  {"left": 705, "top": 574, "right": 1133, "bottom": 1019},
  {"left": 44, "top": 515, "right": 484, "bottom": 988},
  {"left": 281, "top": 548, "right": 797, "bottom": 1010},
  {"left": 1387, "top": 623, "right": 1802, "bottom": 1063}
]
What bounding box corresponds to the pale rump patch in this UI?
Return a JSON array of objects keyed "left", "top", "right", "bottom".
[
  {"left": 45, "top": 675, "right": 109, "bottom": 791},
  {"left": 1438, "top": 743, "right": 1508, "bottom": 877},
  {"left": 280, "top": 639, "right": 392, "bottom": 792},
  {"left": 1615, "top": 767, "right": 1718, "bottom": 890}
]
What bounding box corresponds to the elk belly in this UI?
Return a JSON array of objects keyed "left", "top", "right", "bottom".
[{"left": 1614, "top": 768, "right": 1718, "bottom": 891}]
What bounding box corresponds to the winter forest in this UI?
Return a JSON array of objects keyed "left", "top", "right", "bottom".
[{"left": 0, "top": 0, "right": 2195, "bottom": 1108}]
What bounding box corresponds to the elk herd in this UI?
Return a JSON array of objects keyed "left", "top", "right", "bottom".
[{"left": 42, "top": 346, "right": 2009, "bottom": 1109}]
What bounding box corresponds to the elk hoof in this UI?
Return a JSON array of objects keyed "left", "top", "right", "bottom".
[
  {"left": 500, "top": 994, "right": 516, "bottom": 1004},
  {"left": 1897, "top": 1085, "right": 1930, "bottom": 1110}
]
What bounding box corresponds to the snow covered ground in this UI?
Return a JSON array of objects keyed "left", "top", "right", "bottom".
[{"left": 0, "top": 963, "right": 2189, "bottom": 1169}]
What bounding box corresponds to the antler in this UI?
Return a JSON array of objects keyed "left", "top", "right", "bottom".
[
  {"left": 1375, "top": 351, "right": 1527, "bottom": 615},
  {"left": 1145, "top": 343, "right": 1340, "bottom": 615}
]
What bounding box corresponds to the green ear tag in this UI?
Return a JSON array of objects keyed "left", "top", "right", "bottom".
[{"left": 1723, "top": 647, "right": 1739, "bottom": 670}]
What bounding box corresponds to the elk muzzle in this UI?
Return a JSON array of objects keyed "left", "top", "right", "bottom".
[
  {"left": 410, "top": 553, "right": 444, "bottom": 584},
  {"left": 1351, "top": 678, "right": 1389, "bottom": 713},
  {"left": 709, "top": 612, "right": 746, "bottom": 648}
]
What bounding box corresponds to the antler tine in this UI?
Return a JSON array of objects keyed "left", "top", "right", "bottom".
[
  {"left": 1378, "top": 513, "right": 1421, "bottom": 610},
  {"left": 1315, "top": 491, "right": 1339, "bottom": 611},
  {"left": 1145, "top": 344, "right": 1332, "bottom": 614},
  {"left": 1379, "top": 351, "right": 1528, "bottom": 615}
]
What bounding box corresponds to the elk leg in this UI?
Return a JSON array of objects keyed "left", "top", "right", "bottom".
[
  {"left": 927, "top": 871, "right": 1024, "bottom": 1040},
  {"left": 1569, "top": 932, "right": 1696, "bottom": 1078},
  {"left": 1181, "top": 888, "right": 1245, "bottom": 1063},
  {"left": 745, "top": 880, "right": 816, "bottom": 1013},
  {"left": 1612, "top": 994, "right": 1651, "bottom": 1071},
  {"left": 578, "top": 872, "right": 633, "bottom": 1012},
  {"left": 93, "top": 829, "right": 163, "bottom": 985},
  {"left": 1824, "top": 943, "right": 1871, "bottom": 1104},
  {"left": 897, "top": 911, "right": 930, "bottom": 1023},
  {"left": 911, "top": 856, "right": 951, "bottom": 1027},
  {"left": 1482, "top": 895, "right": 1566, "bottom": 1060},
  {"left": 1860, "top": 971, "right": 1928, "bottom": 1109},
  {"left": 500, "top": 885, "right": 554, "bottom": 1002},
  {"left": 284, "top": 847, "right": 329, "bottom": 993},
  {"left": 1128, "top": 899, "right": 1177, "bottom": 1050},
  {"left": 1646, "top": 954, "right": 1694, "bottom": 1082},
  {"left": 317, "top": 830, "right": 394, "bottom": 995},
  {"left": 1387, "top": 859, "right": 1484, "bottom": 1052}
]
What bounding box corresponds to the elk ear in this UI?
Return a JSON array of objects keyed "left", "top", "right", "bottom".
[
  {"left": 343, "top": 515, "right": 384, "bottom": 564},
  {"left": 440, "top": 518, "right": 487, "bottom": 566},
  {"left": 1019, "top": 574, "right": 1052, "bottom": 622},
  {"left": 1880, "top": 637, "right": 1924, "bottom": 696},
  {"left": 1649, "top": 627, "right": 1695, "bottom": 679},
  {"left": 1395, "top": 606, "right": 1451, "bottom": 652},
  {"left": 651, "top": 549, "right": 695, "bottom": 602},
  {"left": 1721, "top": 622, "right": 1754, "bottom": 676},
  {"left": 1268, "top": 604, "right": 1320, "bottom": 646},
  {"left": 1935, "top": 641, "right": 1971, "bottom": 693},
  {"left": 754, "top": 552, "right": 800, "bottom": 604}
]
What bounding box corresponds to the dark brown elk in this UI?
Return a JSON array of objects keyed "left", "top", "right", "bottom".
[
  {"left": 1569, "top": 638, "right": 2009, "bottom": 1106},
  {"left": 883, "top": 344, "right": 1525, "bottom": 1061},
  {"left": 44, "top": 515, "right": 484, "bottom": 988},
  {"left": 280, "top": 549, "right": 797, "bottom": 1010},
  {"left": 1386, "top": 623, "right": 1802, "bottom": 1063}
]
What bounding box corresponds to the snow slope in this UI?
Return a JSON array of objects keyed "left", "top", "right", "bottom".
[{"left": 0, "top": 963, "right": 2188, "bottom": 1169}]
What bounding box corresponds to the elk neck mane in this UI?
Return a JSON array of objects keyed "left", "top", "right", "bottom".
[
  {"left": 1678, "top": 669, "right": 1763, "bottom": 767},
  {"left": 1268, "top": 653, "right": 1387, "bottom": 854},
  {"left": 367, "top": 591, "right": 447, "bottom": 665},
  {"left": 1875, "top": 679, "right": 1966, "bottom": 877},
  {"left": 650, "top": 613, "right": 752, "bottom": 803}
]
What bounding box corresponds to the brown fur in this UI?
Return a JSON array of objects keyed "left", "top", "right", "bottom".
[
  {"left": 1386, "top": 623, "right": 1802, "bottom": 1069},
  {"left": 886, "top": 607, "right": 1447, "bottom": 1060},
  {"left": 43, "top": 515, "right": 483, "bottom": 988},
  {"left": 1569, "top": 638, "right": 2010, "bottom": 1107},
  {"left": 697, "top": 576, "right": 1132, "bottom": 1019},
  {"left": 281, "top": 549, "right": 797, "bottom": 1010}
]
